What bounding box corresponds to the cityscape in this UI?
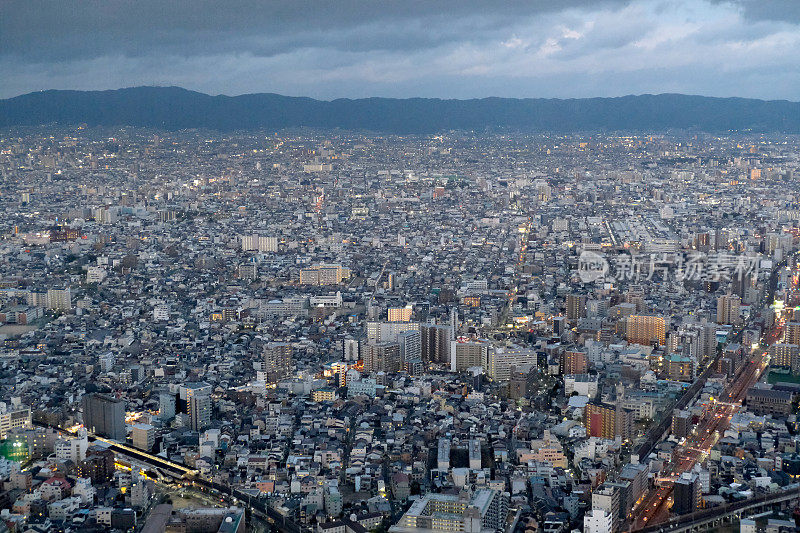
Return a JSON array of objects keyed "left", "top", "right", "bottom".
[
  {"left": 3, "top": 1, "right": 800, "bottom": 533},
  {"left": 0, "top": 128, "right": 799, "bottom": 533}
]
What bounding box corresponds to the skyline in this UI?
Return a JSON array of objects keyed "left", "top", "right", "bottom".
[
  {"left": 4, "top": 2, "right": 800, "bottom": 532},
  {"left": 2, "top": 0, "right": 800, "bottom": 100}
]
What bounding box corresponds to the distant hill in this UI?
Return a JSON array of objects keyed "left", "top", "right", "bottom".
[{"left": 1, "top": 86, "right": 799, "bottom": 133}]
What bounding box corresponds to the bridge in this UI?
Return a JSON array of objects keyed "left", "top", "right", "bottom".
[{"left": 636, "top": 485, "right": 800, "bottom": 533}]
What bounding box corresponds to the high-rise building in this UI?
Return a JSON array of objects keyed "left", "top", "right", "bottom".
[
  {"left": 626, "top": 315, "right": 666, "bottom": 346},
  {"left": 300, "top": 264, "right": 347, "bottom": 285},
  {"left": 363, "top": 342, "right": 401, "bottom": 373},
  {"left": 389, "top": 489, "right": 508, "bottom": 533},
  {"left": 131, "top": 423, "right": 155, "bottom": 451},
  {"left": 46, "top": 288, "right": 72, "bottom": 311},
  {"left": 552, "top": 316, "right": 567, "bottom": 336},
  {"left": 566, "top": 293, "right": 587, "bottom": 321},
  {"left": 0, "top": 404, "right": 32, "bottom": 439},
  {"left": 584, "top": 509, "right": 613, "bottom": 533},
  {"left": 437, "top": 438, "right": 451, "bottom": 470},
  {"left": 786, "top": 322, "right": 800, "bottom": 346},
  {"left": 560, "top": 350, "right": 588, "bottom": 375},
  {"left": 78, "top": 447, "right": 115, "bottom": 483},
  {"left": 81, "top": 393, "right": 126, "bottom": 440},
  {"left": 671, "top": 410, "right": 691, "bottom": 438},
  {"left": 716, "top": 294, "right": 741, "bottom": 325},
  {"left": 343, "top": 338, "right": 360, "bottom": 361},
  {"left": 615, "top": 406, "right": 634, "bottom": 442},
  {"left": 181, "top": 382, "right": 212, "bottom": 431},
  {"left": 450, "top": 340, "right": 490, "bottom": 372},
  {"left": 584, "top": 401, "right": 625, "bottom": 440},
  {"left": 586, "top": 299, "right": 609, "bottom": 319},
  {"left": 397, "top": 330, "right": 422, "bottom": 366},
  {"left": 507, "top": 366, "right": 535, "bottom": 399},
  {"left": 468, "top": 439, "right": 482, "bottom": 470},
  {"left": 591, "top": 485, "right": 620, "bottom": 533},
  {"left": 486, "top": 346, "right": 536, "bottom": 382},
  {"left": 367, "top": 321, "right": 420, "bottom": 343},
  {"left": 264, "top": 342, "right": 293, "bottom": 382},
  {"left": 421, "top": 323, "right": 453, "bottom": 364},
  {"left": 388, "top": 305, "right": 413, "bottom": 322},
  {"left": 158, "top": 392, "right": 176, "bottom": 421},
  {"left": 673, "top": 473, "right": 701, "bottom": 515},
  {"left": 770, "top": 343, "right": 800, "bottom": 374},
  {"left": 241, "top": 234, "right": 278, "bottom": 252}
]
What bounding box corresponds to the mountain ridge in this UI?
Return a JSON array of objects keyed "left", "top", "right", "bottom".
[{"left": 2, "top": 86, "right": 799, "bottom": 133}]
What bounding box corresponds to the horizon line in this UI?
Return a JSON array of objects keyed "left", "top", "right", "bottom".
[{"left": 4, "top": 85, "right": 800, "bottom": 105}]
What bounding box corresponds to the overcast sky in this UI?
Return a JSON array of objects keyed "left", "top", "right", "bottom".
[{"left": 1, "top": 0, "right": 799, "bottom": 100}]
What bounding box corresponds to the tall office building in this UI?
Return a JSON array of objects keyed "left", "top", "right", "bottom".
[
  {"left": 716, "top": 294, "right": 741, "bottom": 325},
  {"left": 626, "top": 315, "right": 666, "bottom": 346},
  {"left": 81, "top": 393, "right": 126, "bottom": 440},
  {"left": 181, "top": 382, "right": 212, "bottom": 431},
  {"left": 264, "top": 342, "right": 293, "bottom": 383}
]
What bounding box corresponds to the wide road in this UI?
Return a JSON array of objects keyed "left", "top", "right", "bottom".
[
  {"left": 630, "top": 253, "right": 794, "bottom": 531},
  {"left": 630, "top": 350, "right": 768, "bottom": 530}
]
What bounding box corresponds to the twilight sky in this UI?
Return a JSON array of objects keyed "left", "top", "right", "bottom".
[{"left": 1, "top": 0, "right": 799, "bottom": 100}]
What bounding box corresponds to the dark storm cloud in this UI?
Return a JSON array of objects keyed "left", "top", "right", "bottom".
[
  {"left": 1, "top": 0, "right": 799, "bottom": 100},
  {"left": 0, "top": 0, "right": 628, "bottom": 61}
]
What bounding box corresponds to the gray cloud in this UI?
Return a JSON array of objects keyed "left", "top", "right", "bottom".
[
  {"left": 718, "top": 0, "right": 800, "bottom": 22},
  {"left": 1, "top": 0, "right": 799, "bottom": 100},
  {"left": 0, "top": 1, "right": 628, "bottom": 61}
]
